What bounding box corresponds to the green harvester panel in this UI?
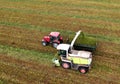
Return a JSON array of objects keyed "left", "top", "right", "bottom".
[{"left": 68, "top": 57, "right": 89, "bottom": 65}]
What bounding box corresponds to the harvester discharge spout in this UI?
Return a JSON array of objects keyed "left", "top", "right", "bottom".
[{"left": 70, "top": 30, "right": 81, "bottom": 49}]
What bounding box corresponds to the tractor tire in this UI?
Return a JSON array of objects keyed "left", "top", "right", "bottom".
[
  {"left": 60, "top": 40, "right": 63, "bottom": 43},
  {"left": 61, "top": 62, "right": 71, "bottom": 69},
  {"left": 52, "top": 43, "right": 58, "bottom": 48},
  {"left": 42, "top": 41, "right": 47, "bottom": 46},
  {"left": 78, "top": 67, "right": 88, "bottom": 74}
]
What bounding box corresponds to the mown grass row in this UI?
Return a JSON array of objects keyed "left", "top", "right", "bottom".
[
  {"left": 0, "top": 0, "right": 120, "bottom": 44},
  {"left": 0, "top": 44, "right": 120, "bottom": 83},
  {"left": 1, "top": 0, "right": 120, "bottom": 10},
  {"left": 0, "top": 0, "right": 120, "bottom": 30},
  {"left": 0, "top": 42, "right": 119, "bottom": 70},
  {"left": 0, "top": 0, "right": 120, "bottom": 83},
  {"left": 0, "top": 26, "right": 120, "bottom": 56},
  {"left": 0, "top": 4, "right": 120, "bottom": 28},
  {"left": 0, "top": 43, "right": 120, "bottom": 84},
  {"left": 0, "top": 6, "right": 119, "bottom": 23},
  {"left": 0, "top": 60, "right": 108, "bottom": 84},
  {"left": 0, "top": 44, "right": 54, "bottom": 65},
  {"left": 0, "top": 7, "right": 120, "bottom": 38},
  {"left": 0, "top": 22, "right": 120, "bottom": 44},
  {"left": 0, "top": 62, "right": 118, "bottom": 84}
]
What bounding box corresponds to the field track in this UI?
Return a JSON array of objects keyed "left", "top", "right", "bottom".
[{"left": 0, "top": 0, "right": 120, "bottom": 84}]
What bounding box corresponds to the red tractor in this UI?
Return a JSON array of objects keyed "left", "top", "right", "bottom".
[{"left": 42, "top": 32, "right": 63, "bottom": 48}]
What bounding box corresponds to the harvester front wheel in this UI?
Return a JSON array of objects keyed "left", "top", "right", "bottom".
[{"left": 62, "top": 62, "right": 71, "bottom": 69}]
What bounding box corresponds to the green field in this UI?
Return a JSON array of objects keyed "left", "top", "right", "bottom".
[{"left": 0, "top": 0, "right": 120, "bottom": 84}]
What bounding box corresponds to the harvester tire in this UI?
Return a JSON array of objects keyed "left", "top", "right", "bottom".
[
  {"left": 78, "top": 67, "right": 88, "bottom": 74},
  {"left": 62, "top": 62, "right": 71, "bottom": 69}
]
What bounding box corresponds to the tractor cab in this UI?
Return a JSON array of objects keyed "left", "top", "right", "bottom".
[
  {"left": 42, "top": 32, "right": 63, "bottom": 48},
  {"left": 49, "top": 32, "right": 60, "bottom": 42}
]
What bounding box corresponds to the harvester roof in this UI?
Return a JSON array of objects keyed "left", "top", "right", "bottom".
[{"left": 57, "top": 44, "right": 70, "bottom": 51}]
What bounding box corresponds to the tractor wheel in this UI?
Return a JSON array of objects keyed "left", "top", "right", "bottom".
[
  {"left": 60, "top": 40, "right": 63, "bottom": 43},
  {"left": 78, "top": 67, "right": 88, "bottom": 74},
  {"left": 42, "top": 41, "right": 47, "bottom": 46},
  {"left": 61, "top": 62, "right": 71, "bottom": 69},
  {"left": 52, "top": 43, "right": 58, "bottom": 48}
]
